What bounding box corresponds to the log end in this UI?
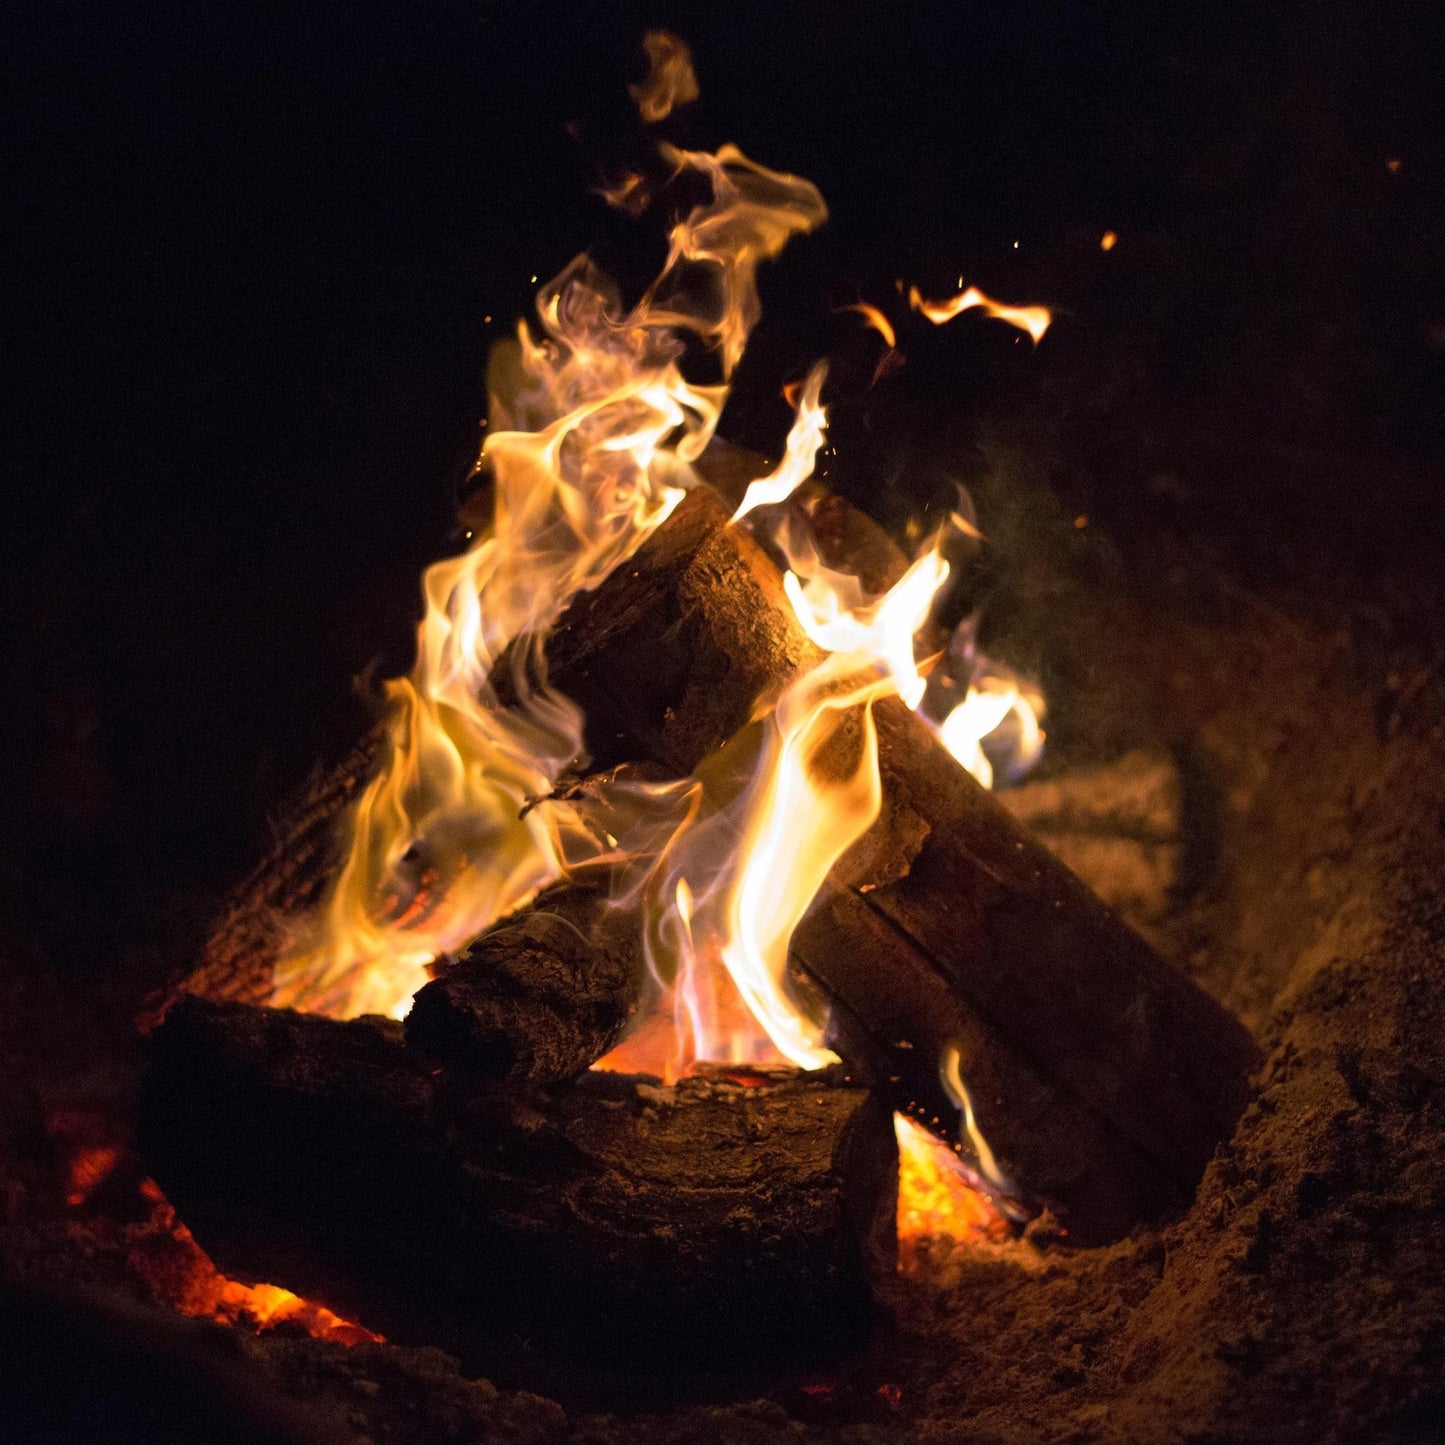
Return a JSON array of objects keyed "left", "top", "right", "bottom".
[{"left": 405, "top": 888, "right": 643, "bottom": 1088}]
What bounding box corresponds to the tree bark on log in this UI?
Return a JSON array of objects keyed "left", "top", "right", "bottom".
[
  {"left": 139, "top": 998, "right": 897, "bottom": 1372},
  {"left": 516, "top": 485, "right": 1262, "bottom": 1241}
]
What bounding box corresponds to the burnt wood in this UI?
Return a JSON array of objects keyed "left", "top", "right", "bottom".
[
  {"left": 405, "top": 886, "right": 644, "bottom": 1086},
  {"left": 140, "top": 998, "right": 897, "bottom": 1371},
  {"left": 164, "top": 476, "right": 1259, "bottom": 1240},
  {"left": 521, "top": 485, "right": 1262, "bottom": 1241}
]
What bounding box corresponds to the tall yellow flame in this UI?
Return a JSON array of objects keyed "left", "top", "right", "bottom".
[{"left": 273, "top": 135, "right": 825, "bottom": 1019}]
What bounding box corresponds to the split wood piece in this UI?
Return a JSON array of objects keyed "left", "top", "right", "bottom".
[
  {"left": 517, "top": 484, "right": 1262, "bottom": 1242},
  {"left": 140, "top": 998, "right": 897, "bottom": 1371},
  {"left": 405, "top": 885, "right": 644, "bottom": 1087},
  {"left": 495, "top": 480, "right": 818, "bottom": 777}
]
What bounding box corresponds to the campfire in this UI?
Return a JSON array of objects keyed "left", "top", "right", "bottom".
[
  {"left": 11, "top": 20, "right": 1445, "bottom": 1445},
  {"left": 125, "top": 33, "right": 1257, "bottom": 1370}
]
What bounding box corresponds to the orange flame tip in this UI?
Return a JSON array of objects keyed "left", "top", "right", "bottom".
[
  {"left": 907, "top": 283, "right": 1052, "bottom": 344},
  {"left": 734, "top": 362, "right": 829, "bottom": 521}
]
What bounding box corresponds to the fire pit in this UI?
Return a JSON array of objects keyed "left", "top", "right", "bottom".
[{"left": 5, "top": 19, "right": 1445, "bottom": 1445}]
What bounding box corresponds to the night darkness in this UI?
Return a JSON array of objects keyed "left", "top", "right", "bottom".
[{"left": 4, "top": 5, "right": 1445, "bottom": 1434}]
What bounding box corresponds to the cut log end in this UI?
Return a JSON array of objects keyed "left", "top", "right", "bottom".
[{"left": 405, "top": 886, "right": 644, "bottom": 1088}]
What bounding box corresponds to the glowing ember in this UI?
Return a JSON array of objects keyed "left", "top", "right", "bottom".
[
  {"left": 48, "top": 1107, "right": 379, "bottom": 1345},
  {"left": 63, "top": 1146, "right": 120, "bottom": 1208},
  {"left": 138, "top": 1180, "right": 382, "bottom": 1345},
  {"left": 894, "top": 1114, "right": 1010, "bottom": 1255},
  {"left": 46, "top": 1109, "right": 122, "bottom": 1208}
]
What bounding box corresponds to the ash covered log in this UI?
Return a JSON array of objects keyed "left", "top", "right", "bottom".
[
  {"left": 140, "top": 998, "right": 896, "bottom": 1370},
  {"left": 514, "top": 485, "right": 1261, "bottom": 1241},
  {"left": 405, "top": 885, "right": 644, "bottom": 1086}
]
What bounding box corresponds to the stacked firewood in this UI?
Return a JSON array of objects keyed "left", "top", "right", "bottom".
[{"left": 141, "top": 483, "right": 1258, "bottom": 1368}]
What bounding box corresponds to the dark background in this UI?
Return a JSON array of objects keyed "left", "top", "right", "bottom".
[{"left": 3, "top": 1, "right": 1442, "bottom": 1004}]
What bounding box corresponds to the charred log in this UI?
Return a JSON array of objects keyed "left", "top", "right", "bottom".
[
  {"left": 139, "top": 998, "right": 897, "bottom": 1371},
  {"left": 405, "top": 886, "right": 644, "bottom": 1087},
  {"left": 518, "top": 486, "right": 1262, "bottom": 1242}
]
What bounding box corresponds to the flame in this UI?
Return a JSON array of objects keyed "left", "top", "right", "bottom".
[
  {"left": 783, "top": 545, "right": 948, "bottom": 710},
  {"left": 635, "top": 451, "right": 962, "bottom": 1073},
  {"left": 629, "top": 31, "right": 699, "bottom": 123},
  {"left": 597, "top": 169, "right": 651, "bottom": 216},
  {"left": 273, "top": 132, "right": 825, "bottom": 1020},
  {"left": 908, "top": 283, "right": 1052, "bottom": 344},
  {"left": 263, "top": 43, "right": 1048, "bottom": 1254},
  {"left": 614, "top": 652, "right": 894, "bottom": 1077},
  {"left": 840, "top": 301, "right": 897, "bottom": 350},
  {"left": 938, "top": 669, "right": 1045, "bottom": 790},
  {"left": 704, "top": 659, "right": 890, "bottom": 1068},
  {"left": 734, "top": 363, "right": 829, "bottom": 521},
  {"left": 840, "top": 301, "right": 905, "bottom": 384}
]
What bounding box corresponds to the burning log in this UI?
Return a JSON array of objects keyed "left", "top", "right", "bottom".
[
  {"left": 404, "top": 885, "right": 644, "bottom": 1086},
  {"left": 514, "top": 485, "right": 1261, "bottom": 1241},
  {"left": 139, "top": 998, "right": 896, "bottom": 1369},
  {"left": 503, "top": 475, "right": 818, "bottom": 777}
]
